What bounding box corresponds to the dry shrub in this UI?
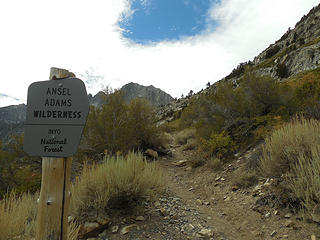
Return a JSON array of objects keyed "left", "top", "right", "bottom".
[
  {"left": 231, "top": 168, "right": 258, "bottom": 188},
  {"left": 206, "top": 158, "right": 222, "bottom": 171},
  {"left": 260, "top": 117, "right": 320, "bottom": 177},
  {"left": 188, "top": 151, "right": 206, "bottom": 168},
  {"left": 175, "top": 128, "right": 195, "bottom": 145},
  {"left": 260, "top": 117, "right": 320, "bottom": 214},
  {"left": 71, "top": 152, "right": 165, "bottom": 219},
  {"left": 0, "top": 192, "right": 37, "bottom": 240},
  {"left": 286, "top": 145, "right": 320, "bottom": 214},
  {"left": 182, "top": 138, "right": 197, "bottom": 151}
]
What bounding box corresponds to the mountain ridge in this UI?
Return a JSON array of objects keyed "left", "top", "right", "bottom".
[{"left": 88, "top": 82, "right": 173, "bottom": 108}]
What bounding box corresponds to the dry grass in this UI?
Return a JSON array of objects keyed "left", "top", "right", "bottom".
[
  {"left": 0, "top": 191, "right": 80, "bottom": 240},
  {"left": 71, "top": 152, "right": 165, "bottom": 219},
  {"left": 0, "top": 152, "right": 161, "bottom": 239},
  {"left": 231, "top": 168, "right": 258, "bottom": 188},
  {"left": 260, "top": 117, "right": 320, "bottom": 177},
  {"left": 286, "top": 145, "right": 320, "bottom": 214},
  {"left": 68, "top": 221, "right": 81, "bottom": 240},
  {"left": 0, "top": 192, "right": 37, "bottom": 240}
]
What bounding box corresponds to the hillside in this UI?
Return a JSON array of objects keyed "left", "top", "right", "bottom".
[
  {"left": 225, "top": 4, "right": 320, "bottom": 84},
  {"left": 157, "top": 3, "right": 320, "bottom": 124}
]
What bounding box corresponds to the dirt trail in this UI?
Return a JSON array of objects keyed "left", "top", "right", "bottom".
[
  {"left": 157, "top": 140, "right": 320, "bottom": 240},
  {"left": 97, "top": 136, "right": 320, "bottom": 240},
  {"left": 159, "top": 144, "right": 257, "bottom": 240}
]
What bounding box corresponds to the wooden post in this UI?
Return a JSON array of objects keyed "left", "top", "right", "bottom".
[{"left": 36, "top": 67, "right": 74, "bottom": 240}]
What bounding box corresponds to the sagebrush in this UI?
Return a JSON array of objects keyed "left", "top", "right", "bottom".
[
  {"left": 260, "top": 117, "right": 320, "bottom": 214},
  {"left": 260, "top": 117, "right": 320, "bottom": 177},
  {"left": 71, "top": 152, "right": 165, "bottom": 220}
]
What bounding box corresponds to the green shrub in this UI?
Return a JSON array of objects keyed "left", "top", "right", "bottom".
[
  {"left": 0, "top": 135, "right": 41, "bottom": 196},
  {"left": 81, "top": 91, "right": 164, "bottom": 158},
  {"left": 295, "top": 77, "right": 320, "bottom": 107},
  {"left": 200, "top": 131, "right": 235, "bottom": 159},
  {"left": 260, "top": 117, "right": 320, "bottom": 177},
  {"left": 276, "top": 63, "right": 289, "bottom": 78},
  {"left": 82, "top": 90, "right": 128, "bottom": 155},
  {"left": 265, "top": 45, "right": 281, "bottom": 59},
  {"left": 70, "top": 152, "right": 165, "bottom": 220},
  {"left": 242, "top": 72, "right": 283, "bottom": 116},
  {"left": 126, "top": 98, "right": 160, "bottom": 149},
  {"left": 180, "top": 100, "right": 199, "bottom": 128}
]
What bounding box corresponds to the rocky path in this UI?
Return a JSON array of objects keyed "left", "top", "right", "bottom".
[{"left": 82, "top": 142, "right": 320, "bottom": 240}]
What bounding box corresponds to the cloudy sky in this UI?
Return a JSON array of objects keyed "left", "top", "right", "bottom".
[{"left": 0, "top": 0, "right": 319, "bottom": 107}]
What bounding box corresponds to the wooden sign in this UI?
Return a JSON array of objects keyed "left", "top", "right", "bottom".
[
  {"left": 24, "top": 77, "right": 89, "bottom": 157},
  {"left": 27, "top": 68, "right": 87, "bottom": 240}
]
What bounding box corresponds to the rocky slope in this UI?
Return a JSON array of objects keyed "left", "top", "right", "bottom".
[
  {"left": 156, "top": 3, "right": 320, "bottom": 124},
  {"left": 226, "top": 4, "right": 320, "bottom": 83}
]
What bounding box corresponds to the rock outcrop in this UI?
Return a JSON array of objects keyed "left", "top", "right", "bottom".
[
  {"left": 121, "top": 82, "right": 173, "bottom": 106},
  {"left": 155, "top": 3, "right": 320, "bottom": 125},
  {"left": 89, "top": 82, "right": 174, "bottom": 108},
  {"left": 218, "top": 3, "right": 320, "bottom": 87}
]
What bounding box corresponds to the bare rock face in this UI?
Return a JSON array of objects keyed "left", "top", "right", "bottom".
[
  {"left": 0, "top": 104, "right": 26, "bottom": 124},
  {"left": 155, "top": 97, "right": 190, "bottom": 125},
  {"left": 254, "top": 4, "right": 320, "bottom": 77},
  {"left": 89, "top": 82, "right": 174, "bottom": 108},
  {"left": 121, "top": 82, "right": 173, "bottom": 106},
  {"left": 0, "top": 104, "right": 26, "bottom": 141}
]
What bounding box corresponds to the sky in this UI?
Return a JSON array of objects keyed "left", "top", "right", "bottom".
[{"left": 0, "top": 0, "right": 319, "bottom": 107}]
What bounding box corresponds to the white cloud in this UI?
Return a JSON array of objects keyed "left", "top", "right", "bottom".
[{"left": 0, "top": 0, "right": 319, "bottom": 105}]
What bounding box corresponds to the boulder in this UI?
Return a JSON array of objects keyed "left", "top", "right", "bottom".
[{"left": 145, "top": 149, "right": 158, "bottom": 159}]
